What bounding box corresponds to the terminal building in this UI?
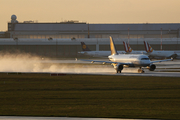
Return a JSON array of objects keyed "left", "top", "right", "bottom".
[{"left": 0, "top": 15, "right": 180, "bottom": 58}]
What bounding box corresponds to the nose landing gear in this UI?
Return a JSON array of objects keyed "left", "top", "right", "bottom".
[{"left": 138, "top": 67, "right": 145, "bottom": 73}]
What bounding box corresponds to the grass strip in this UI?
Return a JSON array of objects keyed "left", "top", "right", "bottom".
[{"left": 0, "top": 73, "right": 180, "bottom": 119}]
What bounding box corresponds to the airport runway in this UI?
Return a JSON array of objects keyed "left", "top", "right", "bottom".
[
  {"left": 24, "top": 59, "right": 180, "bottom": 78},
  {"left": 0, "top": 58, "right": 180, "bottom": 77}
]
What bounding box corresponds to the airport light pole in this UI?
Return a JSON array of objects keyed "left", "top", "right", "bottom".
[
  {"left": 128, "top": 28, "right": 129, "bottom": 44},
  {"left": 56, "top": 39, "right": 57, "bottom": 58},
  {"left": 161, "top": 28, "right": 162, "bottom": 51}
]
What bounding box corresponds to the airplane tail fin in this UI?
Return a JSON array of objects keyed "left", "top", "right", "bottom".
[
  {"left": 110, "top": 36, "right": 118, "bottom": 55},
  {"left": 144, "top": 41, "right": 154, "bottom": 52},
  {"left": 123, "top": 41, "right": 133, "bottom": 53},
  {"left": 81, "top": 42, "right": 91, "bottom": 51}
]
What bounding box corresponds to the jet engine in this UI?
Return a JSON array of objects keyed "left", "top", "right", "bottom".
[
  {"left": 118, "top": 64, "right": 123, "bottom": 70},
  {"left": 116, "top": 64, "right": 123, "bottom": 73},
  {"left": 148, "top": 64, "right": 156, "bottom": 71}
]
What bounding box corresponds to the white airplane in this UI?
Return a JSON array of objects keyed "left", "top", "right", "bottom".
[
  {"left": 174, "top": 51, "right": 180, "bottom": 59},
  {"left": 81, "top": 37, "right": 173, "bottom": 73},
  {"left": 144, "top": 41, "right": 177, "bottom": 59},
  {"left": 78, "top": 42, "right": 126, "bottom": 57}
]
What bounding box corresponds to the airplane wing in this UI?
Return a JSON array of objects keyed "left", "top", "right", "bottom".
[
  {"left": 150, "top": 58, "right": 173, "bottom": 63},
  {"left": 80, "top": 59, "right": 131, "bottom": 65}
]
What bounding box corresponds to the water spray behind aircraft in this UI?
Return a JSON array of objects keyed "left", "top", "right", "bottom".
[{"left": 0, "top": 52, "right": 124, "bottom": 73}]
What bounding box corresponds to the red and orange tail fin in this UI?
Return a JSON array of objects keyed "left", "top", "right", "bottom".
[
  {"left": 123, "top": 41, "right": 133, "bottom": 53},
  {"left": 144, "top": 41, "right": 154, "bottom": 52}
]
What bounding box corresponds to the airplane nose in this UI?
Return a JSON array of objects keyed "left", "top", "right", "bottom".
[{"left": 108, "top": 56, "right": 112, "bottom": 59}]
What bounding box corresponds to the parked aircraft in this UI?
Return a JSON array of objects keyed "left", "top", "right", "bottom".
[
  {"left": 79, "top": 42, "right": 126, "bottom": 57},
  {"left": 144, "top": 41, "right": 177, "bottom": 59},
  {"left": 174, "top": 51, "right": 180, "bottom": 59},
  {"left": 123, "top": 41, "right": 178, "bottom": 59},
  {"left": 81, "top": 37, "right": 173, "bottom": 73}
]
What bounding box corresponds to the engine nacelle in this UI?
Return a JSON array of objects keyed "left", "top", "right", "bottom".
[
  {"left": 148, "top": 64, "right": 156, "bottom": 71},
  {"left": 117, "top": 64, "right": 123, "bottom": 71}
]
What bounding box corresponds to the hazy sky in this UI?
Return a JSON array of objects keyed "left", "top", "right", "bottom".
[{"left": 1, "top": 0, "right": 180, "bottom": 31}]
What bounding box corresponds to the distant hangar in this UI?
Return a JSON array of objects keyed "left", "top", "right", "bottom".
[{"left": 6, "top": 15, "right": 180, "bottom": 39}]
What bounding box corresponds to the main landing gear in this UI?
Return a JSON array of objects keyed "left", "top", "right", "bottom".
[
  {"left": 116, "top": 70, "right": 121, "bottom": 73},
  {"left": 114, "top": 64, "right": 123, "bottom": 74},
  {"left": 138, "top": 67, "right": 144, "bottom": 73}
]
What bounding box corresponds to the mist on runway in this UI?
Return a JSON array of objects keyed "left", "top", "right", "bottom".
[
  {"left": 0, "top": 52, "right": 42, "bottom": 72},
  {"left": 0, "top": 53, "right": 141, "bottom": 73},
  {"left": 0, "top": 53, "right": 109, "bottom": 73}
]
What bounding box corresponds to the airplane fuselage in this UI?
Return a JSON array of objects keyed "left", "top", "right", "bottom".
[
  {"left": 147, "top": 51, "right": 176, "bottom": 59},
  {"left": 126, "top": 51, "right": 146, "bottom": 54},
  {"left": 79, "top": 51, "right": 126, "bottom": 57},
  {"left": 108, "top": 54, "right": 151, "bottom": 67},
  {"left": 125, "top": 51, "right": 177, "bottom": 59}
]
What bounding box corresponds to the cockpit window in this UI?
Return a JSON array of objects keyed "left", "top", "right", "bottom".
[{"left": 141, "top": 58, "right": 150, "bottom": 60}]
